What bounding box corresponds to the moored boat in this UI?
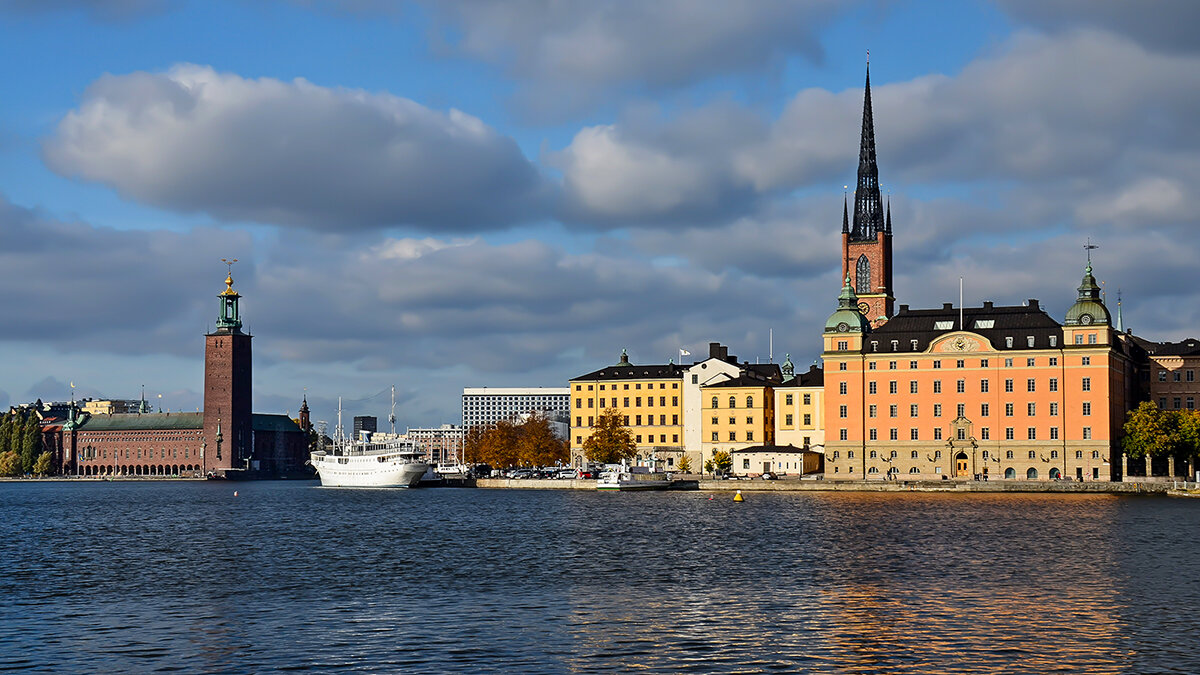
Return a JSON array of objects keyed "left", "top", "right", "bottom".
[{"left": 309, "top": 390, "right": 429, "bottom": 488}]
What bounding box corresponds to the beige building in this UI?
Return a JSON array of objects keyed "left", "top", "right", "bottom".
[
  {"left": 731, "top": 446, "right": 823, "bottom": 477},
  {"left": 774, "top": 361, "right": 825, "bottom": 452},
  {"left": 699, "top": 375, "right": 775, "bottom": 472}
]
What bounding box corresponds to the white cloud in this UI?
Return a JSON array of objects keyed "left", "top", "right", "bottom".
[{"left": 44, "top": 64, "right": 550, "bottom": 232}]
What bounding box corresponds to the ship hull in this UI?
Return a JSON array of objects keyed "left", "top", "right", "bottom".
[{"left": 311, "top": 453, "right": 429, "bottom": 488}]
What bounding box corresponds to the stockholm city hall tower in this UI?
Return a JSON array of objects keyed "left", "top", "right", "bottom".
[
  {"left": 841, "top": 64, "right": 894, "bottom": 328},
  {"left": 203, "top": 264, "right": 252, "bottom": 473}
]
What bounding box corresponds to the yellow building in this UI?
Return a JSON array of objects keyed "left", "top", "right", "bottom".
[
  {"left": 698, "top": 375, "right": 775, "bottom": 471},
  {"left": 569, "top": 350, "right": 684, "bottom": 469},
  {"left": 774, "top": 360, "right": 825, "bottom": 451}
]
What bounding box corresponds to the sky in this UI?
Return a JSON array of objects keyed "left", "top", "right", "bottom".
[{"left": 2, "top": 0, "right": 1200, "bottom": 431}]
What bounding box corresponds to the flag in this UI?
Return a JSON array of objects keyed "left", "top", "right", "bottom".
[{"left": 679, "top": 348, "right": 691, "bottom": 357}]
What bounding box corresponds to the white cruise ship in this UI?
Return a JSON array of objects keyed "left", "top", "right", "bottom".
[{"left": 309, "top": 390, "right": 429, "bottom": 488}]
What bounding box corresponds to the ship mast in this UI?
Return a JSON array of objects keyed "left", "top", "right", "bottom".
[
  {"left": 390, "top": 385, "right": 397, "bottom": 435},
  {"left": 336, "top": 396, "right": 344, "bottom": 451}
]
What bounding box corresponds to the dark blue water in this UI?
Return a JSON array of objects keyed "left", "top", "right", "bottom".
[{"left": 1, "top": 482, "right": 1198, "bottom": 673}]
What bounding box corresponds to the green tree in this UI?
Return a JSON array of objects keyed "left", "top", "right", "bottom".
[
  {"left": 0, "top": 450, "right": 19, "bottom": 477},
  {"left": 1122, "top": 402, "right": 1173, "bottom": 460},
  {"left": 0, "top": 413, "right": 10, "bottom": 455},
  {"left": 712, "top": 450, "right": 732, "bottom": 476},
  {"left": 21, "top": 414, "right": 41, "bottom": 474},
  {"left": 33, "top": 451, "right": 53, "bottom": 477},
  {"left": 516, "top": 413, "right": 568, "bottom": 468},
  {"left": 677, "top": 455, "right": 692, "bottom": 474},
  {"left": 583, "top": 408, "right": 636, "bottom": 465}
]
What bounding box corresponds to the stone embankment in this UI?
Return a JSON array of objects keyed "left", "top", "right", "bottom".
[{"left": 474, "top": 477, "right": 1179, "bottom": 494}]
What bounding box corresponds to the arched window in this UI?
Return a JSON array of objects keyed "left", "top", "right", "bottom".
[
  {"left": 1027, "top": 467, "right": 1038, "bottom": 479},
  {"left": 729, "top": 396, "right": 737, "bottom": 409},
  {"left": 746, "top": 396, "right": 754, "bottom": 408},
  {"left": 856, "top": 255, "right": 871, "bottom": 294},
  {"left": 909, "top": 466, "right": 920, "bottom": 474},
  {"left": 711, "top": 396, "right": 718, "bottom": 409},
  {"left": 1005, "top": 468, "right": 1016, "bottom": 479},
  {"left": 869, "top": 450, "right": 877, "bottom": 458},
  {"left": 868, "top": 466, "right": 879, "bottom": 474},
  {"left": 1049, "top": 467, "right": 1061, "bottom": 480}
]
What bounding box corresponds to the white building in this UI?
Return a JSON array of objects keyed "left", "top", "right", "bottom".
[
  {"left": 461, "top": 387, "right": 569, "bottom": 432},
  {"left": 682, "top": 343, "right": 781, "bottom": 457}
]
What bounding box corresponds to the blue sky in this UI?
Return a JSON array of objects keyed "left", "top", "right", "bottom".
[{"left": 2, "top": 0, "right": 1199, "bottom": 429}]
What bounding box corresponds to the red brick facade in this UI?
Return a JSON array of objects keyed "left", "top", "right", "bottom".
[
  {"left": 203, "top": 331, "right": 252, "bottom": 473},
  {"left": 842, "top": 229, "right": 893, "bottom": 328}
]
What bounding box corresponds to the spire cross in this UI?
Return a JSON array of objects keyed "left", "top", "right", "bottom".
[
  {"left": 1084, "top": 239, "right": 1098, "bottom": 264},
  {"left": 221, "top": 258, "right": 238, "bottom": 276}
]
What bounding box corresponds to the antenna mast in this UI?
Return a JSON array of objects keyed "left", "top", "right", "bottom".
[{"left": 390, "top": 385, "right": 397, "bottom": 435}]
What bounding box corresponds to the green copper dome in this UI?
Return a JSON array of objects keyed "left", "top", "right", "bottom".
[
  {"left": 825, "top": 275, "right": 870, "bottom": 334},
  {"left": 1064, "top": 263, "right": 1110, "bottom": 326}
]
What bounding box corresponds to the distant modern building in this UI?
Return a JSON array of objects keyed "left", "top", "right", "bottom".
[
  {"left": 80, "top": 399, "right": 148, "bottom": 416},
  {"left": 407, "top": 424, "right": 464, "bottom": 465},
  {"left": 461, "top": 387, "right": 569, "bottom": 432},
  {"left": 353, "top": 415, "right": 378, "bottom": 437}
]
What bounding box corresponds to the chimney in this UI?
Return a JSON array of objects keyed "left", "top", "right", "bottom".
[
  {"left": 1028, "top": 299, "right": 1039, "bottom": 309},
  {"left": 709, "top": 342, "right": 721, "bottom": 359},
  {"left": 899, "top": 304, "right": 909, "bottom": 312},
  {"left": 943, "top": 302, "right": 954, "bottom": 310},
  {"left": 983, "top": 301, "right": 993, "bottom": 309}
]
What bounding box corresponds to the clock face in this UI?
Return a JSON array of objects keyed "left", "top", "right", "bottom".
[
  {"left": 836, "top": 322, "right": 850, "bottom": 332},
  {"left": 857, "top": 302, "right": 870, "bottom": 315},
  {"left": 1079, "top": 313, "right": 1093, "bottom": 325}
]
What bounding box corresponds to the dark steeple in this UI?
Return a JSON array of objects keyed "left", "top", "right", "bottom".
[
  {"left": 842, "top": 194, "right": 849, "bottom": 234},
  {"left": 850, "top": 64, "right": 884, "bottom": 242}
]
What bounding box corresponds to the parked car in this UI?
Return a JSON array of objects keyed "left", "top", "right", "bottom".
[
  {"left": 511, "top": 469, "right": 533, "bottom": 479},
  {"left": 555, "top": 469, "right": 576, "bottom": 479}
]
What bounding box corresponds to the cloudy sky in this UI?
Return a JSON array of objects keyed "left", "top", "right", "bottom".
[{"left": 2, "top": 0, "right": 1199, "bottom": 430}]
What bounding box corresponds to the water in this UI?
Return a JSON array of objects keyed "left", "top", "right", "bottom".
[{"left": 1, "top": 482, "right": 1198, "bottom": 673}]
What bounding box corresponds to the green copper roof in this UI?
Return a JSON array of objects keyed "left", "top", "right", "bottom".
[
  {"left": 825, "top": 275, "right": 870, "bottom": 333},
  {"left": 1064, "top": 263, "right": 1111, "bottom": 326},
  {"left": 252, "top": 413, "right": 301, "bottom": 433},
  {"left": 76, "top": 412, "right": 204, "bottom": 431}
]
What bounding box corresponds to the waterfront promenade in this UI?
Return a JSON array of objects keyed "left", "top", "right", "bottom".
[{"left": 475, "top": 477, "right": 1185, "bottom": 494}]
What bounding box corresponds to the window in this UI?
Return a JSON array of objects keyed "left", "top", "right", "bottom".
[
  {"left": 1050, "top": 337, "right": 1057, "bottom": 347},
  {"left": 934, "top": 428, "right": 943, "bottom": 440},
  {"left": 933, "top": 380, "right": 942, "bottom": 393},
  {"left": 599, "top": 398, "right": 606, "bottom": 408},
  {"left": 711, "top": 432, "right": 718, "bottom": 441},
  {"left": 1082, "top": 402, "right": 1091, "bottom": 416},
  {"left": 1189, "top": 370, "right": 1196, "bottom": 382},
  {"left": 1005, "top": 403, "right": 1014, "bottom": 417},
  {"left": 889, "top": 381, "right": 898, "bottom": 394},
  {"left": 981, "top": 428, "right": 990, "bottom": 440},
  {"left": 1029, "top": 451, "right": 1036, "bottom": 459},
  {"left": 889, "top": 429, "right": 898, "bottom": 441},
  {"left": 839, "top": 362, "right": 847, "bottom": 371},
  {"left": 957, "top": 403, "right": 965, "bottom": 417},
  {"left": 869, "top": 361, "right": 877, "bottom": 370},
  {"left": 832, "top": 451, "right": 840, "bottom": 460},
  {"left": 910, "top": 404, "right": 919, "bottom": 417},
  {"left": 711, "top": 417, "right": 718, "bottom": 425},
  {"left": 982, "top": 450, "right": 989, "bottom": 460},
  {"left": 711, "top": 396, "right": 719, "bottom": 409},
  {"left": 1083, "top": 427, "right": 1092, "bottom": 440},
  {"left": 729, "top": 396, "right": 736, "bottom": 409},
  {"left": 746, "top": 431, "right": 754, "bottom": 442},
  {"left": 1082, "top": 356, "right": 1091, "bottom": 365},
  {"left": 692, "top": 374, "right": 699, "bottom": 384},
  {"left": 1027, "top": 378, "right": 1036, "bottom": 392},
  {"left": 1189, "top": 398, "right": 1195, "bottom": 411},
  {"left": 1005, "top": 358, "right": 1013, "bottom": 368},
  {"left": 839, "top": 405, "right": 848, "bottom": 419},
  {"left": 839, "top": 382, "right": 848, "bottom": 395},
  {"left": 1049, "top": 357, "right": 1058, "bottom": 366},
  {"left": 912, "top": 450, "right": 919, "bottom": 459},
  {"left": 910, "top": 381, "right": 919, "bottom": 394},
  {"left": 803, "top": 413, "right": 812, "bottom": 425},
  {"left": 1088, "top": 334, "right": 1097, "bottom": 345},
  {"left": 1006, "top": 428, "right": 1015, "bottom": 440},
  {"left": 1005, "top": 337, "right": 1014, "bottom": 348},
  {"left": 785, "top": 414, "right": 794, "bottom": 426},
  {"left": 1005, "top": 379, "right": 1014, "bottom": 393},
  {"left": 1051, "top": 428, "right": 1059, "bottom": 440},
  {"left": 1049, "top": 378, "right": 1058, "bottom": 392},
  {"left": 1027, "top": 402, "right": 1036, "bottom": 416},
  {"left": 636, "top": 415, "right": 642, "bottom": 425},
  {"left": 869, "top": 429, "right": 878, "bottom": 440},
  {"left": 1050, "top": 402, "right": 1058, "bottom": 416},
  {"left": 957, "top": 359, "right": 965, "bottom": 368},
  {"left": 1160, "top": 398, "right": 1168, "bottom": 409},
  {"left": 576, "top": 398, "right": 582, "bottom": 408},
  {"left": 981, "top": 403, "right": 990, "bottom": 417},
  {"left": 1081, "top": 377, "right": 1091, "bottom": 392},
  {"left": 910, "top": 361, "right": 918, "bottom": 369},
  {"left": 728, "top": 431, "right": 736, "bottom": 441},
  {"left": 839, "top": 429, "right": 848, "bottom": 441},
  {"left": 1076, "top": 334, "right": 1084, "bottom": 345},
  {"left": 933, "top": 360, "right": 942, "bottom": 369},
  {"left": 981, "top": 380, "right": 990, "bottom": 393},
  {"left": 1006, "top": 450, "right": 1014, "bottom": 459},
  {"left": 785, "top": 394, "right": 794, "bottom": 406},
  {"left": 588, "top": 416, "right": 594, "bottom": 426},
  {"left": 933, "top": 404, "right": 942, "bottom": 417},
  {"left": 957, "top": 379, "right": 965, "bottom": 393},
  {"left": 1174, "top": 397, "right": 1182, "bottom": 410},
  {"left": 981, "top": 359, "right": 989, "bottom": 368},
  {"left": 1050, "top": 449, "right": 1058, "bottom": 459},
  {"left": 1092, "top": 451, "right": 1099, "bottom": 459},
  {"left": 869, "top": 382, "right": 878, "bottom": 394},
  {"left": 911, "top": 340, "right": 919, "bottom": 350},
  {"left": 935, "top": 450, "right": 942, "bottom": 459},
  {"left": 848, "top": 450, "right": 855, "bottom": 459},
  {"left": 1028, "top": 427, "right": 1036, "bottom": 440},
  {"left": 910, "top": 428, "right": 919, "bottom": 440},
  {"left": 635, "top": 397, "right": 641, "bottom": 406},
  {"left": 803, "top": 394, "right": 811, "bottom": 405},
  {"left": 837, "top": 340, "right": 848, "bottom": 351},
  {"left": 867, "top": 406, "right": 875, "bottom": 419},
  {"left": 746, "top": 396, "right": 754, "bottom": 408},
  {"left": 890, "top": 450, "right": 898, "bottom": 459},
  {"left": 575, "top": 416, "right": 582, "bottom": 427}
]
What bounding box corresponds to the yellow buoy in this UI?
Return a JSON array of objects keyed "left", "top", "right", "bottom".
[{"left": 733, "top": 490, "right": 744, "bottom": 502}]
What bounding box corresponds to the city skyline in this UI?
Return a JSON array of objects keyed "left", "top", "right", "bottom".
[{"left": 3, "top": 1, "right": 1200, "bottom": 431}]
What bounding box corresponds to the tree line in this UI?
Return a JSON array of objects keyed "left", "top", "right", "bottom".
[
  {"left": 1121, "top": 401, "right": 1200, "bottom": 473},
  {"left": 0, "top": 409, "right": 54, "bottom": 477},
  {"left": 463, "top": 413, "right": 568, "bottom": 469}
]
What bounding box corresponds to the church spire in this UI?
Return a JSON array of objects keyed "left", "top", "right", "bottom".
[
  {"left": 842, "top": 194, "right": 849, "bottom": 234},
  {"left": 851, "top": 63, "right": 884, "bottom": 242}
]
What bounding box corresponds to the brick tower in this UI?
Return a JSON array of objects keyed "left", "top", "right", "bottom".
[
  {"left": 203, "top": 263, "right": 252, "bottom": 475},
  {"left": 841, "top": 63, "right": 894, "bottom": 328}
]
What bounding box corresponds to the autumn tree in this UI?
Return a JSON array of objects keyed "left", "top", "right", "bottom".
[
  {"left": 33, "top": 451, "right": 53, "bottom": 477},
  {"left": 462, "top": 424, "right": 488, "bottom": 465},
  {"left": 0, "top": 451, "right": 19, "bottom": 476},
  {"left": 516, "top": 413, "right": 568, "bottom": 467},
  {"left": 477, "top": 419, "right": 521, "bottom": 469},
  {"left": 583, "top": 408, "right": 636, "bottom": 465},
  {"left": 712, "top": 450, "right": 732, "bottom": 476},
  {"left": 677, "top": 455, "right": 692, "bottom": 474}
]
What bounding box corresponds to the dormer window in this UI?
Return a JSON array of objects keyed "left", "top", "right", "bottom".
[
  {"left": 1005, "top": 337, "right": 1013, "bottom": 348},
  {"left": 934, "top": 320, "right": 954, "bottom": 330},
  {"left": 910, "top": 340, "right": 918, "bottom": 350},
  {"left": 1027, "top": 336, "right": 1035, "bottom": 348},
  {"left": 1049, "top": 336, "right": 1057, "bottom": 347},
  {"left": 871, "top": 341, "right": 878, "bottom": 351},
  {"left": 891, "top": 340, "right": 898, "bottom": 350},
  {"left": 974, "top": 319, "right": 994, "bottom": 329}
]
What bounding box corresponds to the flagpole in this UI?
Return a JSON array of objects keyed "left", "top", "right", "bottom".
[{"left": 959, "top": 277, "right": 964, "bottom": 331}]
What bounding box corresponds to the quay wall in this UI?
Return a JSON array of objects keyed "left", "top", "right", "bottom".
[{"left": 474, "top": 477, "right": 1177, "bottom": 494}]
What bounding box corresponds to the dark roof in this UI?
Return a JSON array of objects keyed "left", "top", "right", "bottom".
[
  {"left": 782, "top": 364, "right": 824, "bottom": 388},
  {"left": 745, "top": 363, "right": 783, "bottom": 382},
  {"left": 1139, "top": 337, "right": 1200, "bottom": 357},
  {"left": 77, "top": 412, "right": 204, "bottom": 431},
  {"left": 866, "top": 301, "right": 1062, "bottom": 353},
  {"left": 571, "top": 363, "right": 684, "bottom": 381},
  {"left": 704, "top": 374, "right": 776, "bottom": 389},
  {"left": 730, "top": 444, "right": 821, "bottom": 455},
  {"left": 252, "top": 413, "right": 302, "bottom": 433}
]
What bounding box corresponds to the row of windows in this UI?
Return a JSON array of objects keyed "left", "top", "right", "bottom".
[
  {"left": 575, "top": 382, "right": 679, "bottom": 391},
  {"left": 1158, "top": 369, "right": 1197, "bottom": 382},
  {"left": 782, "top": 414, "right": 813, "bottom": 426},
  {"left": 78, "top": 446, "right": 198, "bottom": 460},
  {"left": 838, "top": 466, "right": 1092, "bottom": 479},
  {"left": 575, "top": 414, "right": 680, "bottom": 427},
  {"left": 1159, "top": 397, "right": 1197, "bottom": 410},
  {"left": 838, "top": 356, "right": 1093, "bottom": 369},
  {"left": 712, "top": 431, "right": 755, "bottom": 442},
  {"left": 856, "top": 401, "right": 1081, "bottom": 419},
  {"left": 782, "top": 393, "right": 813, "bottom": 406},
  {"left": 845, "top": 376, "right": 1091, "bottom": 396},
  {"left": 838, "top": 426, "right": 1093, "bottom": 441},
  {"left": 711, "top": 417, "right": 756, "bottom": 425},
  {"left": 572, "top": 434, "right": 680, "bottom": 445},
  {"left": 575, "top": 396, "right": 680, "bottom": 409},
  {"left": 833, "top": 448, "right": 1102, "bottom": 460}
]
